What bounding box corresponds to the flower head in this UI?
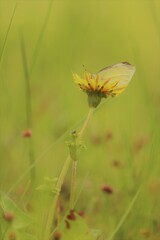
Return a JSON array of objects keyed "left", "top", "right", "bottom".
[{"left": 73, "top": 62, "right": 135, "bottom": 108}]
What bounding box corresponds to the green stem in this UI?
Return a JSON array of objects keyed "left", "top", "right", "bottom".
[
  {"left": 57, "top": 107, "right": 94, "bottom": 196},
  {"left": 79, "top": 107, "right": 94, "bottom": 138},
  {"left": 69, "top": 107, "right": 94, "bottom": 210},
  {"left": 56, "top": 155, "right": 71, "bottom": 190},
  {"left": 45, "top": 155, "right": 71, "bottom": 240},
  {"left": 0, "top": 3, "right": 17, "bottom": 69},
  {"left": 70, "top": 160, "right": 77, "bottom": 210},
  {"left": 20, "top": 32, "right": 35, "bottom": 184},
  {"left": 30, "top": 0, "right": 53, "bottom": 75},
  {"left": 48, "top": 107, "right": 94, "bottom": 239},
  {"left": 43, "top": 198, "right": 58, "bottom": 240}
]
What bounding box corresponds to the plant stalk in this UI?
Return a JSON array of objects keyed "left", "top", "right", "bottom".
[
  {"left": 79, "top": 107, "right": 94, "bottom": 138},
  {"left": 48, "top": 107, "right": 94, "bottom": 239},
  {"left": 70, "top": 160, "right": 77, "bottom": 210},
  {"left": 20, "top": 32, "right": 35, "bottom": 184}
]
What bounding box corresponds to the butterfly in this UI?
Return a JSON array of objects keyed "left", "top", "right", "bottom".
[{"left": 73, "top": 62, "right": 135, "bottom": 97}]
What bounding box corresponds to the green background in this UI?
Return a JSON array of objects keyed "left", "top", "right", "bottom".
[{"left": 0, "top": 1, "right": 160, "bottom": 239}]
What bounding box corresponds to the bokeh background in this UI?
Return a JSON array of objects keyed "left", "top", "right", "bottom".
[{"left": 1, "top": 0, "right": 160, "bottom": 239}]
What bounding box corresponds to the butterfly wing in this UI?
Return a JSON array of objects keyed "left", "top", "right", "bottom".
[{"left": 96, "top": 62, "right": 135, "bottom": 96}]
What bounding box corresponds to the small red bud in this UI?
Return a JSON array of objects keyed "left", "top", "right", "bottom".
[
  {"left": 133, "top": 136, "right": 148, "bottom": 153},
  {"left": 101, "top": 185, "right": 113, "bottom": 194},
  {"left": 67, "top": 209, "right": 76, "bottom": 221},
  {"left": 53, "top": 231, "right": 61, "bottom": 240},
  {"left": 22, "top": 129, "right": 32, "bottom": 138},
  {"left": 8, "top": 231, "right": 16, "bottom": 240},
  {"left": 3, "top": 212, "right": 14, "bottom": 222},
  {"left": 106, "top": 130, "right": 113, "bottom": 141},
  {"left": 111, "top": 159, "right": 121, "bottom": 168},
  {"left": 91, "top": 135, "right": 101, "bottom": 145},
  {"left": 77, "top": 211, "right": 85, "bottom": 218},
  {"left": 65, "top": 220, "right": 70, "bottom": 229}
]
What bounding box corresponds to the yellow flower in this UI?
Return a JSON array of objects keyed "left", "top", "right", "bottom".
[{"left": 73, "top": 62, "right": 135, "bottom": 108}]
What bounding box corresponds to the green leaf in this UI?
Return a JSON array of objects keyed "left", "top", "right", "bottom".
[
  {"left": 0, "top": 191, "right": 32, "bottom": 230},
  {"left": 36, "top": 177, "right": 59, "bottom": 197},
  {"left": 66, "top": 130, "right": 83, "bottom": 161}
]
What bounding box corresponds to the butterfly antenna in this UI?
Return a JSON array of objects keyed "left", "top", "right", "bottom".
[
  {"left": 82, "top": 64, "right": 87, "bottom": 72},
  {"left": 82, "top": 64, "right": 92, "bottom": 74}
]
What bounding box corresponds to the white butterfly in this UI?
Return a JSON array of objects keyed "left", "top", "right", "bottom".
[{"left": 73, "top": 62, "right": 135, "bottom": 97}]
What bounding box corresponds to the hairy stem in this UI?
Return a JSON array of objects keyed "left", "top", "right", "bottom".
[
  {"left": 69, "top": 107, "right": 94, "bottom": 210},
  {"left": 70, "top": 160, "right": 77, "bottom": 210},
  {"left": 79, "top": 107, "right": 94, "bottom": 138}
]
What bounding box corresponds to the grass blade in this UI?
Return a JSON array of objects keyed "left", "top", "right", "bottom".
[
  {"left": 30, "top": 0, "right": 54, "bottom": 74},
  {"left": 19, "top": 31, "right": 35, "bottom": 184},
  {"left": 108, "top": 188, "right": 141, "bottom": 240},
  {"left": 0, "top": 3, "right": 17, "bottom": 69}
]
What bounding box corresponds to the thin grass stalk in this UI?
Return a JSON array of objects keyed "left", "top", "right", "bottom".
[
  {"left": 69, "top": 160, "right": 77, "bottom": 210},
  {"left": 6, "top": 0, "right": 53, "bottom": 189},
  {"left": 0, "top": 2, "right": 17, "bottom": 153},
  {"left": 30, "top": 0, "right": 54, "bottom": 75},
  {"left": 20, "top": 32, "right": 35, "bottom": 184},
  {"left": 150, "top": 0, "right": 160, "bottom": 41},
  {"left": 7, "top": 0, "right": 53, "bottom": 188},
  {"left": 108, "top": 188, "right": 141, "bottom": 240},
  {"left": 69, "top": 107, "right": 94, "bottom": 210},
  {"left": 0, "top": 3, "right": 17, "bottom": 69}
]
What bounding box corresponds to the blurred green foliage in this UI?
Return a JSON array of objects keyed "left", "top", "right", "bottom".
[{"left": 1, "top": 0, "right": 160, "bottom": 239}]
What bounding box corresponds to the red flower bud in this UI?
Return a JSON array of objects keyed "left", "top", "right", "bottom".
[
  {"left": 67, "top": 209, "right": 76, "bottom": 221},
  {"left": 8, "top": 231, "right": 16, "bottom": 240},
  {"left": 3, "top": 212, "right": 14, "bottom": 222},
  {"left": 53, "top": 231, "right": 61, "bottom": 240},
  {"left": 101, "top": 185, "right": 113, "bottom": 194},
  {"left": 22, "top": 129, "right": 32, "bottom": 138}
]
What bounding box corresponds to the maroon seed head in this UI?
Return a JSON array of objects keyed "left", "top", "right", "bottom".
[
  {"left": 101, "top": 185, "right": 113, "bottom": 194},
  {"left": 3, "top": 212, "right": 14, "bottom": 222}
]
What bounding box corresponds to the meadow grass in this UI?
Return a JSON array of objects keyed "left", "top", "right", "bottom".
[{"left": 0, "top": 0, "right": 160, "bottom": 240}]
